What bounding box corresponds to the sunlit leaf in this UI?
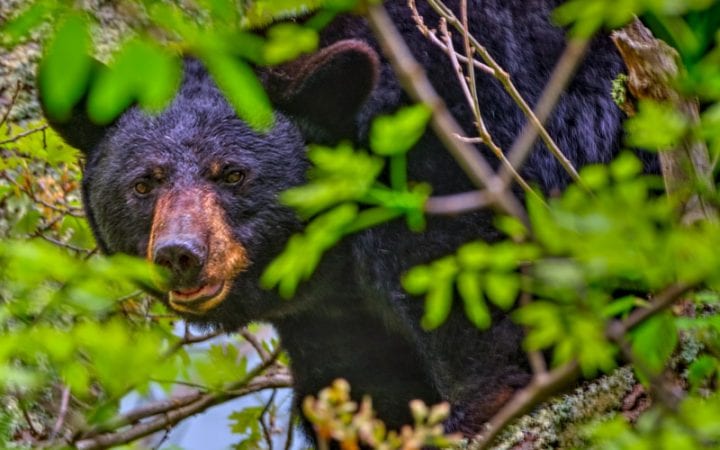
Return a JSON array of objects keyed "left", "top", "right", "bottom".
[{"left": 39, "top": 13, "right": 92, "bottom": 121}]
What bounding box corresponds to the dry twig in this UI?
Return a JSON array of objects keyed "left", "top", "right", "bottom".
[
  {"left": 425, "top": 0, "right": 582, "bottom": 186},
  {"left": 72, "top": 349, "right": 291, "bottom": 450},
  {"left": 365, "top": 2, "right": 527, "bottom": 224}
]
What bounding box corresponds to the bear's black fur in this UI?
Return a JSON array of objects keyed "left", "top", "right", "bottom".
[{"left": 48, "top": 0, "right": 651, "bottom": 442}]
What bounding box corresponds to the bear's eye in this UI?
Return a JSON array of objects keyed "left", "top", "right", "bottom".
[
  {"left": 133, "top": 181, "right": 152, "bottom": 196},
  {"left": 222, "top": 170, "right": 246, "bottom": 185}
]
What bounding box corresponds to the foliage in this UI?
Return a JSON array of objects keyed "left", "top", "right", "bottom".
[
  {"left": 302, "top": 378, "right": 461, "bottom": 450},
  {"left": 0, "top": 124, "right": 286, "bottom": 447},
  {"left": 262, "top": 105, "right": 432, "bottom": 297},
  {"left": 2, "top": 0, "right": 720, "bottom": 449}
]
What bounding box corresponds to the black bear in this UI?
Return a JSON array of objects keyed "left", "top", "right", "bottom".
[{"left": 47, "top": 0, "right": 639, "bottom": 442}]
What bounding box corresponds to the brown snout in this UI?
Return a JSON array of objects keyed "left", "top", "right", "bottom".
[{"left": 147, "top": 187, "right": 248, "bottom": 314}]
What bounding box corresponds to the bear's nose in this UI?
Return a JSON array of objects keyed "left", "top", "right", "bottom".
[{"left": 153, "top": 237, "right": 206, "bottom": 285}]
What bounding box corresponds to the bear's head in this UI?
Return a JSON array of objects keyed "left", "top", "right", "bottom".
[{"left": 46, "top": 40, "right": 380, "bottom": 327}]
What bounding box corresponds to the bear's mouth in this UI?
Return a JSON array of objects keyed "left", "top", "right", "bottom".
[{"left": 168, "top": 282, "right": 229, "bottom": 315}]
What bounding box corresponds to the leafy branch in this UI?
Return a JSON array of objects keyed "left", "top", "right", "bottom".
[{"left": 70, "top": 347, "right": 290, "bottom": 450}]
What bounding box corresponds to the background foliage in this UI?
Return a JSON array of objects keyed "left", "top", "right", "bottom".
[{"left": 2, "top": 0, "right": 720, "bottom": 449}]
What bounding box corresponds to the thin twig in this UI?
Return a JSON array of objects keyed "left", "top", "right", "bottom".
[
  {"left": 502, "top": 38, "right": 591, "bottom": 188},
  {"left": 36, "top": 234, "right": 94, "bottom": 254},
  {"left": 50, "top": 385, "right": 71, "bottom": 441},
  {"left": 408, "top": 0, "right": 494, "bottom": 75},
  {"left": 73, "top": 350, "right": 289, "bottom": 450},
  {"left": 424, "top": 190, "right": 493, "bottom": 215},
  {"left": 426, "top": 0, "right": 582, "bottom": 186},
  {"left": 240, "top": 327, "right": 272, "bottom": 362},
  {"left": 284, "top": 403, "right": 296, "bottom": 450},
  {"left": 606, "top": 282, "right": 692, "bottom": 340},
  {"left": 365, "top": 2, "right": 527, "bottom": 224},
  {"left": 21, "top": 403, "right": 41, "bottom": 438},
  {"left": 260, "top": 389, "right": 278, "bottom": 450},
  {"left": 0, "top": 81, "right": 22, "bottom": 129},
  {"left": 438, "top": 18, "right": 534, "bottom": 195},
  {"left": 87, "top": 392, "right": 204, "bottom": 436},
  {"left": 0, "top": 125, "right": 48, "bottom": 145},
  {"left": 151, "top": 428, "right": 171, "bottom": 450},
  {"left": 164, "top": 326, "right": 223, "bottom": 357}
]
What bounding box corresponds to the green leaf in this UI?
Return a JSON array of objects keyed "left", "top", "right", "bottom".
[
  {"left": 203, "top": 53, "right": 274, "bottom": 131},
  {"left": 39, "top": 13, "right": 92, "bottom": 121},
  {"left": 494, "top": 215, "right": 529, "bottom": 240},
  {"left": 457, "top": 241, "right": 491, "bottom": 270},
  {"left": 0, "top": 0, "right": 54, "bottom": 47},
  {"left": 281, "top": 144, "right": 383, "bottom": 218},
  {"left": 610, "top": 152, "right": 644, "bottom": 181},
  {"left": 484, "top": 272, "right": 519, "bottom": 310},
  {"left": 688, "top": 355, "right": 718, "bottom": 392},
  {"left": 370, "top": 104, "right": 432, "bottom": 156},
  {"left": 88, "top": 39, "right": 181, "bottom": 124},
  {"left": 631, "top": 313, "right": 678, "bottom": 383},
  {"left": 261, "top": 204, "right": 358, "bottom": 297},
  {"left": 626, "top": 100, "right": 689, "bottom": 150},
  {"left": 422, "top": 279, "right": 453, "bottom": 330},
  {"left": 402, "top": 265, "right": 433, "bottom": 295},
  {"left": 263, "top": 23, "right": 319, "bottom": 65},
  {"left": 514, "top": 301, "right": 563, "bottom": 351},
  {"left": 421, "top": 257, "right": 458, "bottom": 330},
  {"left": 457, "top": 271, "right": 491, "bottom": 329}
]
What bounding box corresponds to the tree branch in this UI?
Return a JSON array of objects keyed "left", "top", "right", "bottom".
[
  {"left": 425, "top": 0, "right": 583, "bottom": 187},
  {"left": 502, "top": 38, "right": 591, "bottom": 188},
  {"left": 468, "top": 361, "right": 581, "bottom": 450},
  {"left": 612, "top": 18, "right": 717, "bottom": 224},
  {"left": 365, "top": 2, "right": 528, "bottom": 224},
  {"left": 72, "top": 349, "right": 291, "bottom": 450}
]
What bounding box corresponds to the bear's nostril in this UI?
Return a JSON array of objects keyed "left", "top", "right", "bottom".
[
  {"left": 178, "top": 253, "right": 192, "bottom": 270},
  {"left": 153, "top": 239, "right": 205, "bottom": 283}
]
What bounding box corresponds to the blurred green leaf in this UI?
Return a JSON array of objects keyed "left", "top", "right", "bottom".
[
  {"left": 631, "top": 312, "right": 678, "bottom": 383},
  {"left": 203, "top": 53, "right": 274, "bottom": 131},
  {"left": 457, "top": 271, "right": 491, "bottom": 329},
  {"left": 0, "top": 0, "right": 54, "bottom": 47},
  {"left": 263, "top": 23, "right": 319, "bottom": 65},
  {"left": 625, "top": 100, "right": 689, "bottom": 150},
  {"left": 370, "top": 104, "right": 432, "bottom": 156},
  {"left": 39, "top": 13, "right": 92, "bottom": 121},
  {"left": 88, "top": 38, "right": 182, "bottom": 124}
]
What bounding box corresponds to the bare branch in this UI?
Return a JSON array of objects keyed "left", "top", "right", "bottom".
[
  {"left": 606, "top": 282, "right": 692, "bottom": 341},
  {"left": 284, "top": 404, "right": 297, "bottom": 450},
  {"left": 502, "top": 38, "right": 591, "bottom": 188},
  {"left": 408, "top": 0, "right": 495, "bottom": 76},
  {"left": 0, "top": 125, "right": 48, "bottom": 145},
  {"left": 612, "top": 18, "right": 717, "bottom": 224},
  {"left": 0, "top": 81, "right": 22, "bottom": 129},
  {"left": 50, "top": 385, "right": 71, "bottom": 441},
  {"left": 240, "top": 327, "right": 272, "bottom": 363},
  {"left": 73, "top": 349, "right": 291, "bottom": 450},
  {"left": 260, "top": 389, "right": 278, "bottom": 450},
  {"left": 365, "top": 2, "right": 527, "bottom": 224},
  {"left": 472, "top": 282, "right": 691, "bottom": 448},
  {"left": 438, "top": 18, "right": 534, "bottom": 195},
  {"left": 426, "top": 0, "right": 582, "bottom": 186},
  {"left": 469, "top": 361, "right": 581, "bottom": 450},
  {"left": 424, "top": 190, "right": 494, "bottom": 215}
]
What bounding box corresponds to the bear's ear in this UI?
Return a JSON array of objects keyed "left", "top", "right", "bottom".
[
  {"left": 262, "top": 39, "right": 380, "bottom": 142},
  {"left": 41, "top": 60, "right": 111, "bottom": 155}
]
